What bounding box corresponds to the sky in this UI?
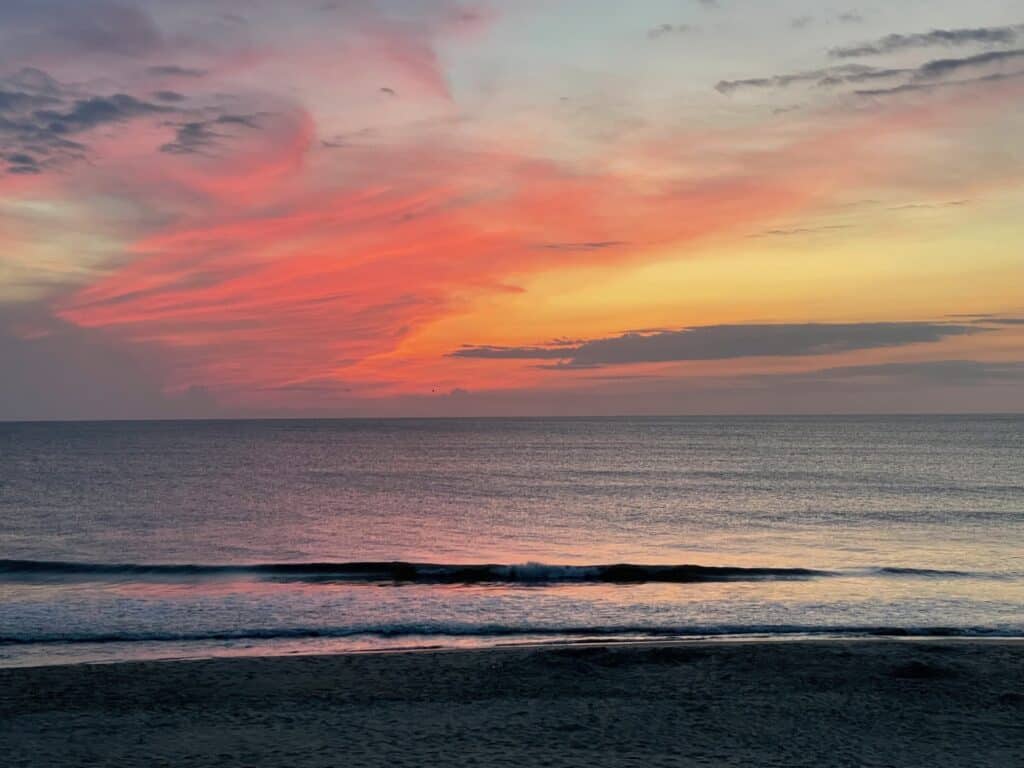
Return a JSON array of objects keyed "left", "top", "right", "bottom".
[{"left": 1, "top": 0, "right": 1022, "bottom": 419}]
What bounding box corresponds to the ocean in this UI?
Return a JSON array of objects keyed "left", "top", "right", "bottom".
[{"left": 1, "top": 416, "right": 1022, "bottom": 667}]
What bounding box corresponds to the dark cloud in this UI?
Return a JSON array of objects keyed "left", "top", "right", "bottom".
[
  {"left": 0, "top": 70, "right": 105, "bottom": 170},
  {"left": 451, "top": 344, "right": 575, "bottom": 360},
  {"left": 451, "top": 322, "right": 983, "bottom": 368},
  {"left": 855, "top": 69, "right": 1024, "bottom": 97},
  {"left": 830, "top": 24, "right": 1024, "bottom": 58},
  {"left": 159, "top": 113, "right": 260, "bottom": 155},
  {"left": 35, "top": 93, "right": 170, "bottom": 133},
  {"left": 0, "top": 67, "right": 263, "bottom": 172},
  {"left": 913, "top": 48, "right": 1024, "bottom": 80},
  {"left": 146, "top": 65, "right": 209, "bottom": 78},
  {"left": 5, "top": 152, "right": 42, "bottom": 174},
  {"left": 0, "top": 91, "right": 170, "bottom": 170},
  {"left": 159, "top": 120, "right": 219, "bottom": 155},
  {"left": 215, "top": 114, "right": 259, "bottom": 127}
]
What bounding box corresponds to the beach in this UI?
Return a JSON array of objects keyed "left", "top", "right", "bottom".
[{"left": 2, "top": 639, "right": 1022, "bottom": 767}]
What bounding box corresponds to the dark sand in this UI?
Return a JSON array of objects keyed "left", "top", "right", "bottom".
[{"left": 2, "top": 640, "right": 1023, "bottom": 767}]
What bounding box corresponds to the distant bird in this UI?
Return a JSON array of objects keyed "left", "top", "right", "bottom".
[{"left": 380, "top": 87, "right": 396, "bottom": 97}]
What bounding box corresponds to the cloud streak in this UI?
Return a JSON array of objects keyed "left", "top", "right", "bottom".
[
  {"left": 913, "top": 48, "right": 1024, "bottom": 80},
  {"left": 830, "top": 24, "right": 1024, "bottom": 58},
  {"left": 799, "top": 359, "right": 1024, "bottom": 383},
  {"left": 715, "top": 64, "right": 898, "bottom": 93},
  {"left": 451, "top": 322, "right": 983, "bottom": 368},
  {"left": 717, "top": 47, "right": 1024, "bottom": 95}
]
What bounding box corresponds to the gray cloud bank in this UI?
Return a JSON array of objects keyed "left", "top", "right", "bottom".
[
  {"left": 0, "top": 312, "right": 220, "bottom": 421},
  {"left": 782, "top": 359, "right": 1024, "bottom": 383},
  {"left": 451, "top": 322, "right": 982, "bottom": 369},
  {"left": 310, "top": 359, "right": 1024, "bottom": 418}
]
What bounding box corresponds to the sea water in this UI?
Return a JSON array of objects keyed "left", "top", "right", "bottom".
[{"left": 1, "top": 416, "right": 1022, "bottom": 667}]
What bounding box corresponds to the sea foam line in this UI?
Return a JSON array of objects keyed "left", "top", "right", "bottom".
[{"left": 0, "top": 623, "right": 1017, "bottom": 647}]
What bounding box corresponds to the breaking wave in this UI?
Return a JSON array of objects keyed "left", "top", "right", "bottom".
[{"left": 0, "top": 559, "right": 993, "bottom": 585}]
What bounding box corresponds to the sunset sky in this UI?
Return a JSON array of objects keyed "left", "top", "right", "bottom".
[{"left": 1, "top": 0, "right": 1022, "bottom": 418}]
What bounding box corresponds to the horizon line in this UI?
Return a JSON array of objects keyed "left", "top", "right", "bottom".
[{"left": 2, "top": 411, "right": 1022, "bottom": 425}]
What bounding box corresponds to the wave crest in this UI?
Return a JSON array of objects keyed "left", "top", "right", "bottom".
[
  {"left": 0, "top": 559, "right": 828, "bottom": 584},
  {"left": 1, "top": 559, "right": 993, "bottom": 585}
]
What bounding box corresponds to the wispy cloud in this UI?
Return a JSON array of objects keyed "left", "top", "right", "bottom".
[
  {"left": 953, "top": 314, "right": 1024, "bottom": 326},
  {"left": 539, "top": 241, "right": 629, "bottom": 251},
  {"left": 715, "top": 64, "right": 904, "bottom": 93},
  {"left": 748, "top": 224, "right": 851, "bottom": 238},
  {"left": 830, "top": 24, "right": 1024, "bottom": 58},
  {"left": 648, "top": 23, "right": 692, "bottom": 39},
  {"left": 718, "top": 48, "right": 1024, "bottom": 95},
  {"left": 147, "top": 65, "right": 209, "bottom": 78}
]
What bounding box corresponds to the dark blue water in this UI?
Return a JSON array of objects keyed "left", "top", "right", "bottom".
[{"left": 1, "top": 416, "right": 1022, "bottom": 666}]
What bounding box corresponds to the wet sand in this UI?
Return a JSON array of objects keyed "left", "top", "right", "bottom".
[{"left": 2, "top": 640, "right": 1022, "bottom": 767}]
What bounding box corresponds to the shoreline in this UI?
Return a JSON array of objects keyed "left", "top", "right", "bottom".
[
  {"left": 2, "top": 638, "right": 1022, "bottom": 767},
  {"left": 6, "top": 630, "right": 1024, "bottom": 671}
]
